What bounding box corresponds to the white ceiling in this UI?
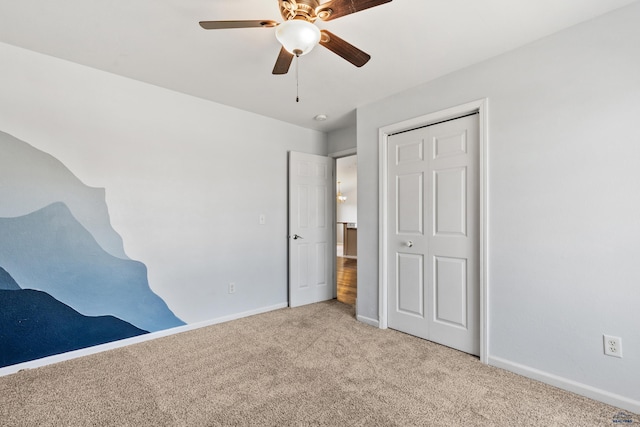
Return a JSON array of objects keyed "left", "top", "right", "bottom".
[{"left": 0, "top": 0, "right": 636, "bottom": 132}]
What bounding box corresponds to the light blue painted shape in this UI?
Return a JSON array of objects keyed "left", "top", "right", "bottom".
[{"left": 0, "top": 202, "right": 184, "bottom": 332}]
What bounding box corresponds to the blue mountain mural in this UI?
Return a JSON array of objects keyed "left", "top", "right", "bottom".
[
  {"left": 0, "top": 289, "right": 147, "bottom": 368},
  {"left": 0, "top": 202, "right": 184, "bottom": 332},
  {"left": 0, "top": 267, "right": 21, "bottom": 290},
  {"left": 0, "top": 131, "right": 128, "bottom": 260}
]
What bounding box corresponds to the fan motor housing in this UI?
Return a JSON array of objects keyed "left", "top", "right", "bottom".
[{"left": 279, "top": 0, "right": 329, "bottom": 22}]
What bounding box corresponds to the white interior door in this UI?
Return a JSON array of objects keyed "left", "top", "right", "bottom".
[
  {"left": 288, "top": 151, "right": 334, "bottom": 307},
  {"left": 387, "top": 114, "right": 480, "bottom": 355}
]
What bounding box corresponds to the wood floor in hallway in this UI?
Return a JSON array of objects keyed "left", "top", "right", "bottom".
[{"left": 337, "top": 256, "right": 357, "bottom": 306}]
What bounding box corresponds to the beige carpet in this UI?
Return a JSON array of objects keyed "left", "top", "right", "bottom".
[{"left": 0, "top": 300, "right": 635, "bottom": 426}]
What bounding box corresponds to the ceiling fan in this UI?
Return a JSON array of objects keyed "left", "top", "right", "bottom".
[{"left": 199, "top": 0, "right": 393, "bottom": 75}]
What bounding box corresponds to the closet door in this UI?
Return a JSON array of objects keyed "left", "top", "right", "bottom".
[{"left": 387, "top": 114, "right": 480, "bottom": 355}]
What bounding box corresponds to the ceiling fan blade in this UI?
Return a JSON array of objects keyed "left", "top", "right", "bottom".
[
  {"left": 316, "top": 0, "right": 392, "bottom": 21},
  {"left": 272, "top": 46, "right": 295, "bottom": 75},
  {"left": 199, "top": 20, "right": 278, "bottom": 30},
  {"left": 319, "top": 30, "right": 370, "bottom": 67}
]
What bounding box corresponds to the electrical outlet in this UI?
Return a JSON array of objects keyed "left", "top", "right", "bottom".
[
  {"left": 228, "top": 282, "right": 236, "bottom": 294},
  {"left": 603, "top": 335, "right": 622, "bottom": 358}
]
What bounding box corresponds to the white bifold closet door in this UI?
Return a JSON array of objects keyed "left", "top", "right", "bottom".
[{"left": 387, "top": 114, "right": 480, "bottom": 355}]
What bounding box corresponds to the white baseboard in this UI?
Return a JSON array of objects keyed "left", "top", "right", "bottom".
[
  {"left": 357, "top": 314, "right": 380, "bottom": 328},
  {"left": 489, "top": 356, "right": 640, "bottom": 414},
  {"left": 0, "top": 302, "right": 288, "bottom": 377}
]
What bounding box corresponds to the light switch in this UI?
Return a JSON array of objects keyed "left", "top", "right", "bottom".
[{"left": 259, "top": 214, "right": 266, "bottom": 225}]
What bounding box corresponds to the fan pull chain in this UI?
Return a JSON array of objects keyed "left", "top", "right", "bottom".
[{"left": 295, "top": 53, "right": 300, "bottom": 103}]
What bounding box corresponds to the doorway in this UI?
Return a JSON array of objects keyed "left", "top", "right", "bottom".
[{"left": 336, "top": 155, "right": 357, "bottom": 306}]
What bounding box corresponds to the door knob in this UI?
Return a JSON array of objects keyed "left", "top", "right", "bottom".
[
  {"left": 292, "top": 234, "right": 304, "bottom": 240},
  {"left": 406, "top": 240, "right": 413, "bottom": 247}
]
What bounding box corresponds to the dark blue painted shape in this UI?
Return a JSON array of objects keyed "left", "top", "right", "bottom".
[{"left": 0, "top": 289, "right": 148, "bottom": 368}]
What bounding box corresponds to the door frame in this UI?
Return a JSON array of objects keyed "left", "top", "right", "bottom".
[{"left": 378, "top": 99, "right": 489, "bottom": 363}]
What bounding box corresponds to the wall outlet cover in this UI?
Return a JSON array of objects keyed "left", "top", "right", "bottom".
[{"left": 603, "top": 335, "right": 622, "bottom": 358}]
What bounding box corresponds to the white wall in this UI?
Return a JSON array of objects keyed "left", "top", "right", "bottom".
[
  {"left": 356, "top": 3, "right": 640, "bottom": 412},
  {"left": 0, "top": 42, "right": 326, "bottom": 325},
  {"left": 336, "top": 156, "right": 357, "bottom": 224},
  {"left": 331, "top": 129, "right": 357, "bottom": 245},
  {"left": 328, "top": 125, "right": 356, "bottom": 156},
  {"left": 336, "top": 192, "right": 357, "bottom": 225}
]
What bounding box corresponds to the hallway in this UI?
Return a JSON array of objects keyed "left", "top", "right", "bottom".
[{"left": 336, "top": 256, "right": 356, "bottom": 306}]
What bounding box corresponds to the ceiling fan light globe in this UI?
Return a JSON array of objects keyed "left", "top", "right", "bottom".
[{"left": 275, "top": 20, "right": 321, "bottom": 56}]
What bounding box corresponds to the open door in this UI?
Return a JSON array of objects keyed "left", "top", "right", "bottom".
[{"left": 288, "top": 151, "right": 334, "bottom": 307}]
